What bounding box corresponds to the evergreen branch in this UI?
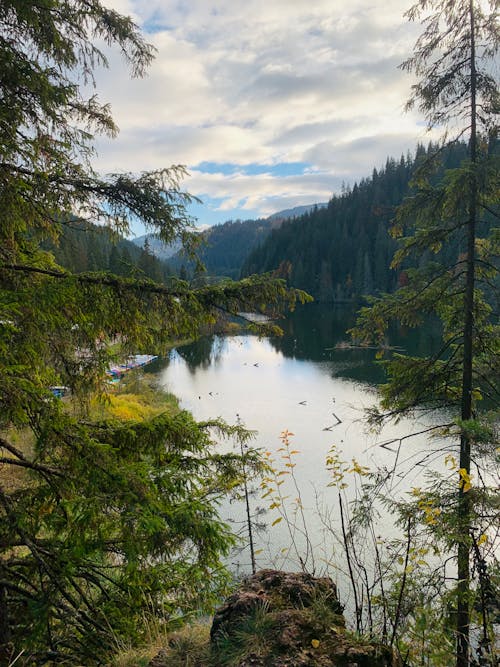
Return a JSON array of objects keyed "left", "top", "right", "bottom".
[
  {"left": 480, "top": 203, "right": 500, "bottom": 219},
  {"left": 0, "top": 485, "right": 110, "bottom": 635},
  {"left": 0, "top": 566, "right": 39, "bottom": 593},
  {"left": 0, "top": 580, "right": 37, "bottom": 600},
  {"left": 474, "top": 258, "right": 500, "bottom": 273},
  {"left": 473, "top": 371, "right": 500, "bottom": 399},
  {"left": 389, "top": 265, "right": 465, "bottom": 310},
  {"left": 0, "top": 436, "right": 64, "bottom": 478},
  {"left": 0, "top": 263, "right": 302, "bottom": 311}
]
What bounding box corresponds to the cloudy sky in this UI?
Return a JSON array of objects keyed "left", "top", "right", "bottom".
[{"left": 94, "top": 0, "right": 436, "bottom": 232}]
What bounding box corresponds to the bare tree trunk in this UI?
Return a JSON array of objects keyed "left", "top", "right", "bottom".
[
  {"left": 339, "top": 493, "right": 362, "bottom": 633},
  {"left": 0, "top": 584, "right": 11, "bottom": 667},
  {"left": 456, "top": 3, "right": 477, "bottom": 665}
]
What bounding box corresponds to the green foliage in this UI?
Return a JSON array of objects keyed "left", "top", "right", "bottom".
[
  {"left": 42, "top": 219, "right": 174, "bottom": 283},
  {"left": 241, "top": 143, "right": 477, "bottom": 301},
  {"left": 314, "top": 439, "right": 499, "bottom": 666},
  {"left": 2, "top": 408, "right": 251, "bottom": 658},
  {"left": 350, "top": 116, "right": 499, "bottom": 421},
  {"left": 170, "top": 217, "right": 277, "bottom": 281},
  {"left": 0, "top": 1, "right": 309, "bottom": 664},
  {"left": 401, "top": 0, "right": 499, "bottom": 133},
  {"left": 350, "top": 1, "right": 499, "bottom": 664},
  {"left": 383, "top": 568, "right": 457, "bottom": 666}
]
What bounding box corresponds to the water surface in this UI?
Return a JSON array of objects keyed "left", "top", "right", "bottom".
[{"left": 157, "top": 303, "right": 447, "bottom": 574}]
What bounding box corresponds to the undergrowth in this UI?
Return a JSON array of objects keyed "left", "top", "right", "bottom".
[{"left": 91, "top": 372, "right": 179, "bottom": 421}]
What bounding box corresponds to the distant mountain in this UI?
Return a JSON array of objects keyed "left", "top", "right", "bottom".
[
  {"left": 268, "top": 203, "right": 327, "bottom": 221},
  {"left": 241, "top": 142, "right": 477, "bottom": 302},
  {"left": 131, "top": 234, "right": 182, "bottom": 260},
  {"left": 43, "top": 202, "right": 327, "bottom": 285},
  {"left": 167, "top": 218, "right": 272, "bottom": 279},
  {"left": 131, "top": 205, "right": 325, "bottom": 264},
  {"left": 166, "top": 203, "right": 327, "bottom": 280}
]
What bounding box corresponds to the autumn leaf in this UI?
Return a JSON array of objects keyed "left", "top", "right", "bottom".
[{"left": 458, "top": 468, "right": 472, "bottom": 492}]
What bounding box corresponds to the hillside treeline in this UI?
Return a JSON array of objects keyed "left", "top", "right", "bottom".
[
  {"left": 169, "top": 217, "right": 278, "bottom": 280},
  {"left": 241, "top": 142, "right": 475, "bottom": 301},
  {"left": 44, "top": 220, "right": 173, "bottom": 282},
  {"left": 46, "top": 141, "right": 495, "bottom": 302}
]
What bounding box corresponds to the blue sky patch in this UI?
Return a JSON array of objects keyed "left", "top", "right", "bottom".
[
  {"left": 193, "top": 161, "right": 312, "bottom": 178},
  {"left": 187, "top": 197, "right": 261, "bottom": 228}
]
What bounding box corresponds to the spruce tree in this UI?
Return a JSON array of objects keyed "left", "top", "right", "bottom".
[
  {"left": 0, "top": 2, "right": 307, "bottom": 663},
  {"left": 352, "top": 2, "right": 498, "bottom": 665}
]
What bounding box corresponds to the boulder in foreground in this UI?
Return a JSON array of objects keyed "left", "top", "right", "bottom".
[
  {"left": 148, "top": 570, "right": 400, "bottom": 666},
  {"left": 209, "top": 569, "right": 399, "bottom": 667}
]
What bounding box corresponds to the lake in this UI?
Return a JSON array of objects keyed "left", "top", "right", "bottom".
[{"left": 155, "top": 303, "right": 448, "bottom": 577}]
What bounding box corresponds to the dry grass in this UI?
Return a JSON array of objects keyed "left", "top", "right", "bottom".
[
  {"left": 90, "top": 373, "right": 179, "bottom": 422},
  {"left": 112, "top": 622, "right": 212, "bottom": 667},
  {"left": 0, "top": 427, "right": 35, "bottom": 492},
  {"left": 112, "top": 646, "right": 156, "bottom": 667}
]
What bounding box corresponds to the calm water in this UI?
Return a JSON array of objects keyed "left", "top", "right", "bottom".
[{"left": 156, "top": 303, "right": 447, "bottom": 575}]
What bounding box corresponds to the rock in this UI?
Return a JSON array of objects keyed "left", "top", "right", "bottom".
[
  {"left": 211, "top": 569, "right": 343, "bottom": 641},
  {"left": 210, "top": 569, "right": 400, "bottom": 667},
  {"left": 148, "top": 648, "right": 168, "bottom": 667}
]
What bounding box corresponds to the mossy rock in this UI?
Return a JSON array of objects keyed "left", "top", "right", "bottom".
[
  {"left": 148, "top": 571, "right": 399, "bottom": 667},
  {"left": 209, "top": 570, "right": 399, "bottom": 667}
]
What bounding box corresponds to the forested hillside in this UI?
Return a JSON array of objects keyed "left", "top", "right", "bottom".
[
  {"left": 42, "top": 142, "right": 495, "bottom": 304},
  {"left": 168, "top": 205, "right": 325, "bottom": 280},
  {"left": 43, "top": 219, "right": 173, "bottom": 282},
  {"left": 242, "top": 142, "right": 478, "bottom": 301},
  {"left": 0, "top": 2, "right": 305, "bottom": 664},
  {"left": 169, "top": 217, "right": 279, "bottom": 279}
]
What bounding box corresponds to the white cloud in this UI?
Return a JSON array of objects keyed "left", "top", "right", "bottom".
[
  {"left": 92, "top": 0, "right": 430, "bottom": 226},
  {"left": 188, "top": 169, "right": 336, "bottom": 216}
]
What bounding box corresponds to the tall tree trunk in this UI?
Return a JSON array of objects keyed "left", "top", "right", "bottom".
[
  {"left": 456, "top": 2, "right": 477, "bottom": 665},
  {"left": 0, "top": 583, "right": 10, "bottom": 667}
]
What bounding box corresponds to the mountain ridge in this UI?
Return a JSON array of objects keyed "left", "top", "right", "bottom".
[
  {"left": 241, "top": 141, "right": 483, "bottom": 301},
  {"left": 131, "top": 203, "right": 328, "bottom": 265}
]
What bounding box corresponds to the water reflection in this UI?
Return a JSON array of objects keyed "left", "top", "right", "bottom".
[
  {"left": 176, "top": 335, "right": 222, "bottom": 372},
  {"left": 156, "top": 303, "right": 449, "bottom": 575},
  {"left": 173, "top": 303, "right": 443, "bottom": 386}
]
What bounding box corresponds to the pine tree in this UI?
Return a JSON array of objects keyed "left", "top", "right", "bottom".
[
  {"left": 352, "top": 2, "right": 499, "bottom": 665},
  {"left": 0, "top": 2, "right": 308, "bottom": 663}
]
